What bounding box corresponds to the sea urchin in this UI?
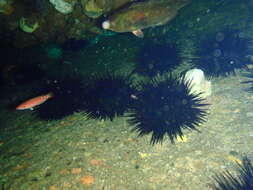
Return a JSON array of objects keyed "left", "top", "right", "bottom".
[
  {"left": 127, "top": 74, "right": 208, "bottom": 144},
  {"left": 195, "top": 29, "right": 252, "bottom": 77},
  {"left": 134, "top": 42, "right": 181, "bottom": 77},
  {"left": 37, "top": 76, "right": 86, "bottom": 120},
  {"left": 83, "top": 72, "right": 136, "bottom": 120},
  {"left": 212, "top": 156, "right": 253, "bottom": 190}
]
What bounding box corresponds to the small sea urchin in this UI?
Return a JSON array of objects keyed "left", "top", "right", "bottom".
[
  {"left": 37, "top": 76, "right": 86, "bottom": 120},
  {"left": 134, "top": 42, "right": 181, "bottom": 77},
  {"left": 241, "top": 68, "right": 253, "bottom": 92},
  {"left": 127, "top": 74, "right": 208, "bottom": 144},
  {"left": 194, "top": 29, "right": 252, "bottom": 77},
  {"left": 212, "top": 156, "right": 253, "bottom": 190},
  {"left": 83, "top": 73, "right": 136, "bottom": 120}
]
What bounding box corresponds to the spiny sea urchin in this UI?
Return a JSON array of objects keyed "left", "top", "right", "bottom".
[
  {"left": 127, "top": 74, "right": 208, "bottom": 144},
  {"left": 241, "top": 68, "right": 253, "bottom": 92},
  {"left": 37, "top": 76, "right": 87, "bottom": 120},
  {"left": 134, "top": 42, "right": 182, "bottom": 77},
  {"left": 194, "top": 29, "right": 252, "bottom": 77},
  {"left": 212, "top": 156, "right": 253, "bottom": 190},
  {"left": 83, "top": 72, "right": 136, "bottom": 120}
]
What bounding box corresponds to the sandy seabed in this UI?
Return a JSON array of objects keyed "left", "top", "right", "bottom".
[{"left": 0, "top": 72, "right": 253, "bottom": 190}]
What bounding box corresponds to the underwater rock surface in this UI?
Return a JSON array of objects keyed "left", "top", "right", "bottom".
[
  {"left": 83, "top": 0, "right": 136, "bottom": 18},
  {"left": 0, "top": 0, "right": 191, "bottom": 48}
]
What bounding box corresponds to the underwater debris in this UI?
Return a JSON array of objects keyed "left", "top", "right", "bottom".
[
  {"left": 127, "top": 74, "right": 208, "bottom": 144},
  {"left": 194, "top": 29, "right": 253, "bottom": 77},
  {"left": 211, "top": 156, "right": 253, "bottom": 190}
]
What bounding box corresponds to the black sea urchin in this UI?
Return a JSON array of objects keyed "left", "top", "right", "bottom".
[
  {"left": 195, "top": 29, "right": 252, "bottom": 77},
  {"left": 127, "top": 74, "right": 208, "bottom": 144},
  {"left": 84, "top": 73, "right": 136, "bottom": 120},
  {"left": 37, "top": 76, "right": 86, "bottom": 120},
  {"left": 134, "top": 42, "right": 181, "bottom": 77},
  {"left": 212, "top": 156, "right": 253, "bottom": 190}
]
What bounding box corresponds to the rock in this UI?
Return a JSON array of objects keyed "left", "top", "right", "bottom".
[
  {"left": 83, "top": 0, "right": 135, "bottom": 18},
  {"left": 184, "top": 68, "right": 212, "bottom": 99},
  {"left": 19, "top": 17, "right": 39, "bottom": 33},
  {"left": 49, "top": 0, "right": 75, "bottom": 14},
  {"left": 0, "top": 0, "right": 14, "bottom": 15}
]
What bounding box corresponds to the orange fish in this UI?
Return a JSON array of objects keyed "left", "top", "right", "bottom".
[{"left": 16, "top": 92, "right": 54, "bottom": 110}]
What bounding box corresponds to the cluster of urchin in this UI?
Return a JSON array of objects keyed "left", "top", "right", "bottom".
[
  {"left": 194, "top": 29, "right": 253, "bottom": 77},
  {"left": 37, "top": 28, "right": 253, "bottom": 144},
  {"left": 38, "top": 70, "right": 209, "bottom": 145},
  {"left": 125, "top": 27, "right": 253, "bottom": 144}
]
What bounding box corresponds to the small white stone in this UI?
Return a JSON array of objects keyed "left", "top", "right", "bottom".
[
  {"left": 184, "top": 68, "right": 212, "bottom": 98},
  {"left": 102, "top": 20, "right": 110, "bottom": 29}
]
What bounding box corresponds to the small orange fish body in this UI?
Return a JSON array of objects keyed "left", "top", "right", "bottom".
[{"left": 16, "top": 92, "right": 54, "bottom": 110}]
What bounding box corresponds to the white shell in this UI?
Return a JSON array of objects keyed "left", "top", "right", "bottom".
[
  {"left": 184, "top": 68, "right": 212, "bottom": 98},
  {"left": 102, "top": 20, "right": 110, "bottom": 29}
]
